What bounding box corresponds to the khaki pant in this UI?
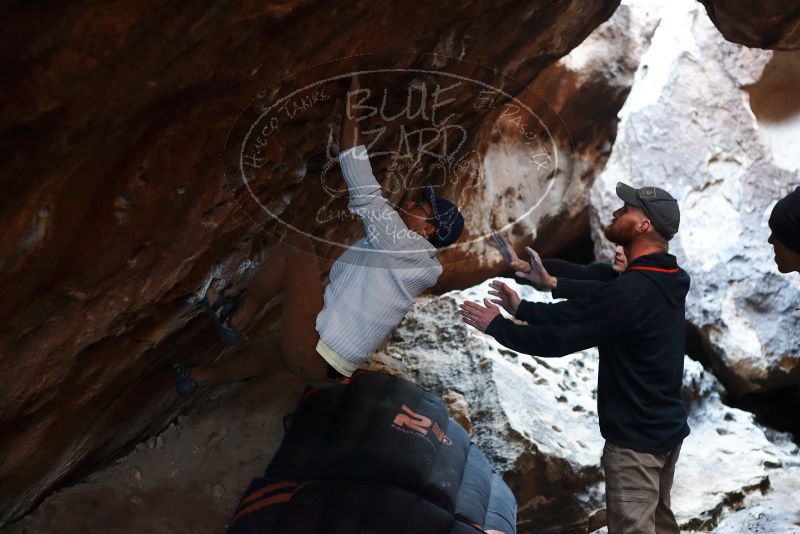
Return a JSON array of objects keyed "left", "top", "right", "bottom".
[{"left": 601, "top": 441, "right": 682, "bottom": 534}]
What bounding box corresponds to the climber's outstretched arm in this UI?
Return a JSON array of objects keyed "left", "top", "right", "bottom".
[{"left": 340, "top": 76, "right": 363, "bottom": 152}]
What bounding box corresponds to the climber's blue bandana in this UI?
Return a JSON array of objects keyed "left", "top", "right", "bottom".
[{"left": 422, "top": 183, "right": 465, "bottom": 248}]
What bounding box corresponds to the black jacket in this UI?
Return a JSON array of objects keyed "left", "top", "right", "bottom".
[
  {"left": 489, "top": 253, "right": 691, "bottom": 454},
  {"left": 548, "top": 259, "right": 619, "bottom": 299}
]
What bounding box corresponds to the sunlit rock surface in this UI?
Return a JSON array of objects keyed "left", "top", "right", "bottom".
[{"left": 588, "top": 0, "right": 800, "bottom": 396}]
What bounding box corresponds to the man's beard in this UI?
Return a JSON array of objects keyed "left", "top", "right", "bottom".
[{"left": 604, "top": 218, "right": 637, "bottom": 246}]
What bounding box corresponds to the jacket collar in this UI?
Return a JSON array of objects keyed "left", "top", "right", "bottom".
[{"left": 625, "top": 252, "right": 678, "bottom": 272}]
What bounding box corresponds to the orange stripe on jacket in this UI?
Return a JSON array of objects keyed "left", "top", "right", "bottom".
[
  {"left": 233, "top": 493, "right": 294, "bottom": 523},
  {"left": 239, "top": 481, "right": 298, "bottom": 507},
  {"left": 628, "top": 266, "right": 679, "bottom": 274}
]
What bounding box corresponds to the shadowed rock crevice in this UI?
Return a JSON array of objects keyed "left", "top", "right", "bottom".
[
  {"left": 684, "top": 320, "right": 716, "bottom": 372},
  {"left": 505, "top": 449, "right": 603, "bottom": 534},
  {"left": 532, "top": 208, "right": 595, "bottom": 265},
  {"left": 727, "top": 385, "right": 800, "bottom": 445},
  {"left": 684, "top": 318, "right": 800, "bottom": 449}
]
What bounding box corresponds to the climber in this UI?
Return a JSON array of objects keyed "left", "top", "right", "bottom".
[
  {"left": 768, "top": 186, "right": 800, "bottom": 275},
  {"left": 173, "top": 75, "right": 464, "bottom": 394},
  {"left": 463, "top": 184, "right": 689, "bottom": 534}
]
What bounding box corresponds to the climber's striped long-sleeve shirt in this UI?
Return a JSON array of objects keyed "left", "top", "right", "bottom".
[{"left": 315, "top": 145, "right": 442, "bottom": 373}]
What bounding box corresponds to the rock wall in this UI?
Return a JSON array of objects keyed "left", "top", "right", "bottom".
[
  {"left": 698, "top": 0, "right": 800, "bottom": 50},
  {"left": 2, "top": 375, "right": 303, "bottom": 534},
  {"left": 0, "top": 0, "right": 624, "bottom": 523},
  {"left": 589, "top": 0, "right": 800, "bottom": 397},
  {"left": 441, "top": 0, "right": 660, "bottom": 291},
  {"left": 3, "top": 0, "right": 800, "bottom": 528}
]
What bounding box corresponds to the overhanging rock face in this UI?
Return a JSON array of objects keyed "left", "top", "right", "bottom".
[
  {"left": 0, "top": 0, "right": 622, "bottom": 523},
  {"left": 698, "top": 0, "right": 800, "bottom": 50}
]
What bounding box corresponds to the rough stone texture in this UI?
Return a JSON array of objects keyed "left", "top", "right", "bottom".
[
  {"left": 368, "top": 278, "right": 800, "bottom": 534},
  {"left": 2, "top": 376, "right": 304, "bottom": 534},
  {"left": 698, "top": 0, "right": 800, "bottom": 50},
  {"left": 442, "top": 390, "right": 473, "bottom": 435},
  {"left": 709, "top": 461, "right": 800, "bottom": 534},
  {"left": 0, "top": 0, "right": 623, "bottom": 522},
  {"left": 3, "top": 278, "right": 798, "bottom": 533},
  {"left": 588, "top": 0, "right": 800, "bottom": 397},
  {"left": 371, "top": 288, "right": 606, "bottom": 534},
  {"left": 444, "top": 0, "right": 660, "bottom": 291},
  {"left": 674, "top": 361, "right": 799, "bottom": 531},
  {"left": 4, "top": 0, "right": 799, "bottom": 527}
]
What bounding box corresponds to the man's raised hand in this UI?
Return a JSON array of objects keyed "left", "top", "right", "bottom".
[
  {"left": 459, "top": 299, "right": 501, "bottom": 333},
  {"left": 489, "top": 232, "right": 531, "bottom": 274},
  {"left": 488, "top": 280, "right": 521, "bottom": 315},
  {"left": 516, "top": 247, "right": 557, "bottom": 291}
]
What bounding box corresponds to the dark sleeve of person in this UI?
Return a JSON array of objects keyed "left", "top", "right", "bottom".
[
  {"left": 543, "top": 259, "right": 618, "bottom": 281},
  {"left": 551, "top": 278, "right": 606, "bottom": 300},
  {"left": 487, "top": 284, "right": 635, "bottom": 357},
  {"left": 513, "top": 297, "right": 584, "bottom": 325},
  {"left": 512, "top": 259, "right": 617, "bottom": 295}
]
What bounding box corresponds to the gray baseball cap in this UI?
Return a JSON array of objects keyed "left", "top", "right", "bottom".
[{"left": 616, "top": 182, "right": 680, "bottom": 240}]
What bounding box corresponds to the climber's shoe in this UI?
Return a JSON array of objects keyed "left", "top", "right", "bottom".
[
  {"left": 172, "top": 363, "right": 198, "bottom": 397},
  {"left": 202, "top": 293, "right": 242, "bottom": 346},
  {"left": 216, "top": 297, "right": 238, "bottom": 324}
]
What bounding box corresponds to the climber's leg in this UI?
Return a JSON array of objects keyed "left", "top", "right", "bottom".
[
  {"left": 191, "top": 233, "right": 328, "bottom": 385},
  {"left": 271, "top": 233, "right": 328, "bottom": 381},
  {"left": 190, "top": 335, "right": 288, "bottom": 384},
  {"left": 227, "top": 238, "right": 294, "bottom": 332}
]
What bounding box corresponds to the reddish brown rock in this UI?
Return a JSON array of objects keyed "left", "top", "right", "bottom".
[
  {"left": 699, "top": 0, "right": 800, "bottom": 50},
  {"left": 0, "top": 0, "right": 622, "bottom": 523}
]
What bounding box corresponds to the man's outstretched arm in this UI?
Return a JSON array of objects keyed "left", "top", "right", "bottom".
[
  {"left": 543, "top": 258, "right": 618, "bottom": 282},
  {"left": 518, "top": 256, "right": 617, "bottom": 300},
  {"left": 543, "top": 277, "right": 607, "bottom": 300},
  {"left": 461, "top": 284, "right": 635, "bottom": 357},
  {"left": 488, "top": 279, "right": 604, "bottom": 325},
  {"left": 490, "top": 233, "right": 616, "bottom": 292}
]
